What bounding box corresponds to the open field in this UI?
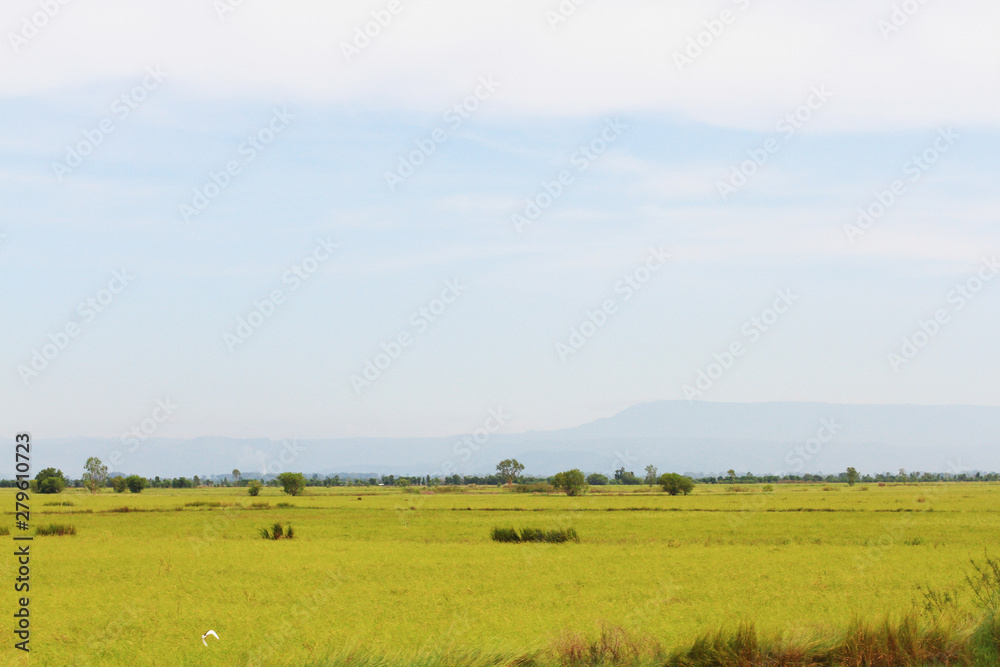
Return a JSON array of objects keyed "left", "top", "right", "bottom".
[{"left": 3, "top": 483, "right": 1000, "bottom": 666}]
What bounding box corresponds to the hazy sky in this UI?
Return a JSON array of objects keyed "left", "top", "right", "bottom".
[{"left": 2, "top": 0, "right": 999, "bottom": 440}]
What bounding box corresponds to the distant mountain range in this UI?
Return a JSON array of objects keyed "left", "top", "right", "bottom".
[{"left": 15, "top": 401, "right": 1000, "bottom": 479}]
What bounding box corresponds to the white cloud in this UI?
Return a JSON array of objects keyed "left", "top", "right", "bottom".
[{"left": 2, "top": 0, "right": 998, "bottom": 130}]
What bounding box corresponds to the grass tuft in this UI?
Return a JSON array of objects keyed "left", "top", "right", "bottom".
[
  {"left": 553, "top": 625, "right": 659, "bottom": 666},
  {"left": 260, "top": 521, "right": 294, "bottom": 540},
  {"left": 36, "top": 523, "right": 76, "bottom": 536},
  {"left": 491, "top": 527, "right": 579, "bottom": 543}
]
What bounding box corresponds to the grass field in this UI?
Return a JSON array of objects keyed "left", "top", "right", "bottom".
[{"left": 3, "top": 482, "right": 1000, "bottom": 666}]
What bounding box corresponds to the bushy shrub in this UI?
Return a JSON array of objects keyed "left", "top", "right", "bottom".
[
  {"left": 124, "top": 475, "right": 146, "bottom": 493},
  {"left": 277, "top": 472, "right": 306, "bottom": 496},
  {"left": 111, "top": 476, "right": 127, "bottom": 493},
  {"left": 38, "top": 476, "right": 67, "bottom": 494},
  {"left": 35, "top": 468, "right": 67, "bottom": 494},
  {"left": 658, "top": 473, "right": 695, "bottom": 496},
  {"left": 552, "top": 469, "right": 587, "bottom": 496},
  {"left": 247, "top": 480, "right": 263, "bottom": 496},
  {"left": 586, "top": 473, "right": 609, "bottom": 486}
]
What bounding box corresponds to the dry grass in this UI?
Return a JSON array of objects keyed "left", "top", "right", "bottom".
[
  {"left": 552, "top": 625, "right": 661, "bottom": 666},
  {"left": 36, "top": 523, "right": 76, "bottom": 536}
]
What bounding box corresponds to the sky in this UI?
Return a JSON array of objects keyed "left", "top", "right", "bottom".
[{"left": 1, "top": 0, "right": 999, "bottom": 442}]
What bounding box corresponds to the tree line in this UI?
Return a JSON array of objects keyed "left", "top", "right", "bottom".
[{"left": 5, "top": 457, "right": 997, "bottom": 495}]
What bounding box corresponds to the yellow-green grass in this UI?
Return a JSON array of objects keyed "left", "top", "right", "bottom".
[{"left": 2, "top": 483, "right": 998, "bottom": 665}]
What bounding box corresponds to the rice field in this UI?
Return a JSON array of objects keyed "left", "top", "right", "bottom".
[{"left": 3, "top": 482, "right": 999, "bottom": 666}]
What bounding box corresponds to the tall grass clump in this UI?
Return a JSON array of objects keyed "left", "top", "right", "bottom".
[
  {"left": 491, "top": 527, "right": 579, "bottom": 544},
  {"left": 833, "top": 614, "right": 970, "bottom": 666},
  {"left": 664, "top": 615, "right": 971, "bottom": 667},
  {"left": 259, "top": 522, "right": 294, "bottom": 540},
  {"left": 967, "top": 551, "right": 1000, "bottom": 617},
  {"left": 553, "top": 625, "right": 660, "bottom": 667},
  {"left": 36, "top": 523, "right": 76, "bottom": 536},
  {"left": 968, "top": 551, "right": 1000, "bottom": 665},
  {"left": 491, "top": 527, "right": 520, "bottom": 543},
  {"left": 667, "top": 623, "right": 796, "bottom": 667}
]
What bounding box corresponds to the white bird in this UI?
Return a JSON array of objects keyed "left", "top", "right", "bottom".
[{"left": 202, "top": 630, "right": 219, "bottom": 647}]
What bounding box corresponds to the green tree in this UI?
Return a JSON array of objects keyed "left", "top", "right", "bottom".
[
  {"left": 644, "top": 465, "right": 658, "bottom": 486},
  {"left": 35, "top": 467, "right": 63, "bottom": 482},
  {"left": 658, "top": 473, "right": 695, "bottom": 496},
  {"left": 247, "top": 480, "right": 263, "bottom": 496},
  {"left": 35, "top": 468, "right": 66, "bottom": 494},
  {"left": 496, "top": 459, "right": 525, "bottom": 488},
  {"left": 846, "top": 467, "right": 860, "bottom": 487},
  {"left": 232, "top": 469, "right": 241, "bottom": 483},
  {"left": 614, "top": 467, "right": 642, "bottom": 485},
  {"left": 83, "top": 457, "right": 108, "bottom": 494},
  {"left": 586, "top": 473, "right": 609, "bottom": 485},
  {"left": 111, "top": 476, "right": 127, "bottom": 493},
  {"left": 552, "top": 469, "right": 587, "bottom": 496},
  {"left": 277, "top": 472, "right": 306, "bottom": 496},
  {"left": 727, "top": 469, "right": 736, "bottom": 484},
  {"left": 124, "top": 475, "right": 146, "bottom": 493}
]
